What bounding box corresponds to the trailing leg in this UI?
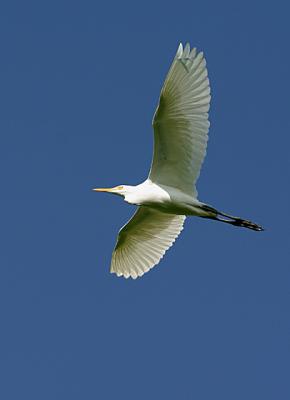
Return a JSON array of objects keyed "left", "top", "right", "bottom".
[{"left": 200, "top": 205, "right": 264, "bottom": 231}]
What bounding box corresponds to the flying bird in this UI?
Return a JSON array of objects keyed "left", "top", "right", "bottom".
[{"left": 93, "top": 43, "right": 263, "bottom": 279}]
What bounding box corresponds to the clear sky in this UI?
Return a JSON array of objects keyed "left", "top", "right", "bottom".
[{"left": 1, "top": 0, "right": 289, "bottom": 399}]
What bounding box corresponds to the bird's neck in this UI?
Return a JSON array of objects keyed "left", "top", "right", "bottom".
[{"left": 123, "top": 184, "right": 143, "bottom": 205}]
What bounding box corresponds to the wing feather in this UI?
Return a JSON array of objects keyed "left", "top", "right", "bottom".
[
  {"left": 149, "top": 43, "right": 211, "bottom": 197},
  {"left": 110, "top": 207, "right": 186, "bottom": 279}
]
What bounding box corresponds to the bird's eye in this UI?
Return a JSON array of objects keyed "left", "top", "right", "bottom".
[{"left": 117, "top": 186, "right": 124, "bottom": 190}]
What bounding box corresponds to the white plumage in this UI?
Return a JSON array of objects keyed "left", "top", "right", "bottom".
[
  {"left": 150, "top": 43, "right": 210, "bottom": 198},
  {"left": 111, "top": 207, "right": 186, "bottom": 279},
  {"left": 93, "top": 43, "right": 263, "bottom": 279}
]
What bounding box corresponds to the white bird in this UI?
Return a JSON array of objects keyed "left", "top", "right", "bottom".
[{"left": 93, "top": 43, "right": 263, "bottom": 279}]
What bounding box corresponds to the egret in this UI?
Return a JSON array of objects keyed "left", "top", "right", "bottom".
[{"left": 93, "top": 43, "right": 263, "bottom": 279}]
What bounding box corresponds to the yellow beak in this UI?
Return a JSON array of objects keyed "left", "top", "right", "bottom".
[{"left": 92, "top": 187, "right": 114, "bottom": 193}]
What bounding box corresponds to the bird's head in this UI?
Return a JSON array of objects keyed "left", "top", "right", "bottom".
[{"left": 92, "top": 185, "right": 131, "bottom": 197}]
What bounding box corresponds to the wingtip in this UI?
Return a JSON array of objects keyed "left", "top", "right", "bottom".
[
  {"left": 110, "top": 269, "right": 144, "bottom": 280},
  {"left": 176, "top": 42, "right": 183, "bottom": 58},
  {"left": 183, "top": 42, "right": 190, "bottom": 57}
]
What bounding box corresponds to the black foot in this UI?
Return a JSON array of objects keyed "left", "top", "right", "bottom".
[{"left": 230, "top": 218, "right": 264, "bottom": 231}]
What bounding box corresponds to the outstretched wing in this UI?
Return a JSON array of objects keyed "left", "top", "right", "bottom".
[
  {"left": 110, "top": 207, "right": 186, "bottom": 279},
  {"left": 149, "top": 43, "right": 211, "bottom": 198}
]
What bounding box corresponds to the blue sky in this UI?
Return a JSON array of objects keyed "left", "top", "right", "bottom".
[{"left": 1, "top": 1, "right": 289, "bottom": 399}]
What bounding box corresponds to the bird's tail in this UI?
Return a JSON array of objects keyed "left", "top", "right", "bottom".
[{"left": 201, "top": 205, "right": 264, "bottom": 231}]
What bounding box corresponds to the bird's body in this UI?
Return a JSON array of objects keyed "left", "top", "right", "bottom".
[
  {"left": 121, "top": 181, "right": 211, "bottom": 217},
  {"left": 93, "top": 43, "right": 263, "bottom": 279}
]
